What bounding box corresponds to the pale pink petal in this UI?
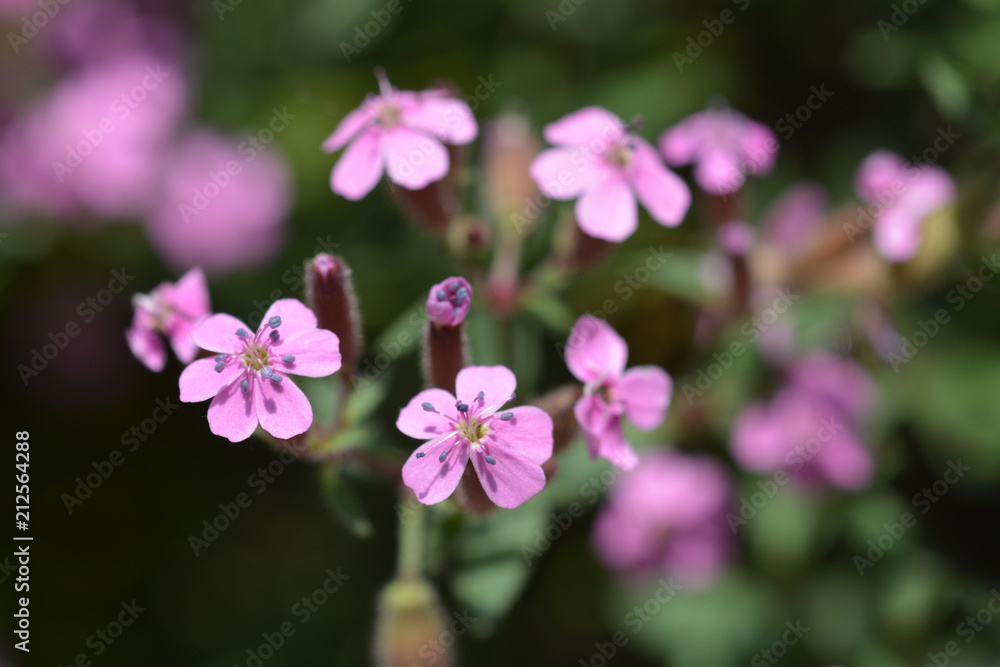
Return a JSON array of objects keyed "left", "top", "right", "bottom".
[
  {"left": 591, "top": 506, "right": 659, "bottom": 570},
  {"left": 815, "top": 430, "right": 873, "bottom": 490},
  {"left": 254, "top": 375, "right": 313, "bottom": 440},
  {"left": 855, "top": 150, "right": 906, "bottom": 202},
  {"left": 179, "top": 358, "right": 245, "bottom": 403},
  {"left": 171, "top": 267, "right": 211, "bottom": 320},
  {"left": 544, "top": 106, "right": 624, "bottom": 147},
  {"left": 873, "top": 203, "right": 923, "bottom": 261},
  {"left": 905, "top": 166, "right": 954, "bottom": 213},
  {"left": 273, "top": 329, "right": 341, "bottom": 378},
  {"left": 529, "top": 147, "right": 598, "bottom": 199},
  {"left": 383, "top": 127, "right": 449, "bottom": 190},
  {"left": 322, "top": 103, "right": 375, "bottom": 153},
  {"left": 630, "top": 140, "right": 691, "bottom": 227},
  {"left": 575, "top": 173, "right": 638, "bottom": 241},
  {"left": 729, "top": 402, "right": 789, "bottom": 472},
  {"left": 126, "top": 324, "right": 166, "bottom": 372},
  {"left": 470, "top": 445, "right": 546, "bottom": 508},
  {"left": 397, "top": 388, "right": 459, "bottom": 440},
  {"left": 401, "top": 97, "right": 478, "bottom": 144},
  {"left": 658, "top": 118, "right": 702, "bottom": 165},
  {"left": 574, "top": 395, "right": 612, "bottom": 459},
  {"left": 565, "top": 315, "right": 628, "bottom": 383},
  {"left": 207, "top": 378, "right": 259, "bottom": 442},
  {"left": 262, "top": 299, "right": 318, "bottom": 336},
  {"left": 760, "top": 182, "right": 829, "bottom": 251},
  {"left": 616, "top": 366, "right": 671, "bottom": 430},
  {"left": 167, "top": 318, "right": 200, "bottom": 364},
  {"left": 455, "top": 365, "right": 516, "bottom": 411},
  {"left": 615, "top": 452, "right": 731, "bottom": 528},
  {"left": 661, "top": 525, "right": 731, "bottom": 587},
  {"left": 595, "top": 417, "right": 639, "bottom": 471},
  {"left": 191, "top": 313, "right": 249, "bottom": 353},
  {"left": 694, "top": 147, "right": 743, "bottom": 195},
  {"left": 738, "top": 121, "right": 777, "bottom": 175},
  {"left": 485, "top": 406, "right": 553, "bottom": 465},
  {"left": 401, "top": 433, "right": 469, "bottom": 505},
  {"left": 331, "top": 126, "right": 385, "bottom": 200}
]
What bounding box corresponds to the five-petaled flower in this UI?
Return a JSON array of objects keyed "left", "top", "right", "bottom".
[
  {"left": 322, "top": 68, "right": 478, "bottom": 200},
  {"left": 179, "top": 299, "right": 341, "bottom": 442},
  {"left": 398, "top": 366, "right": 553, "bottom": 508},
  {"left": 529, "top": 106, "right": 691, "bottom": 242},
  {"left": 565, "top": 315, "right": 672, "bottom": 470},
  {"left": 126, "top": 267, "right": 211, "bottom": 372},
  {"left": 658, "top": 107, "right": 776, "bottom": 196}
]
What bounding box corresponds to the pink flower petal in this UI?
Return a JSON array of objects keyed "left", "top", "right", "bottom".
[
  {"left": 574, "top": 395, "right": 612, "bottom": 458},
  {"left": 401, "top": 433, "right": 469, "bottom": 505},
  {"left": 470, "top": 445, "right": 546, "bottom": 508},
  {"left": 401, "top": 97, "right": 478, "bottom": 144},
  {"left": 816, "top": 430, "right": 873, "bottom": 490},
  {"left": 529, "top": 147, "right": 598, "bottom": 200},
  {"left": 397, "top": 388, "right": 459, "bottom": 440},
  {"left": 729, "top": 401, "right": 790, "bottom": 472},
  {"left": 455, "top": 365, "right": 516, "bottom": 410},
  {"left": 274, "top": 328, "right": 341, "bottom": 378},
  {"left": 383, "top": 126, "right": 449, "bottom": 190},
  {"left": 171, "top": 267, "right": 211, "bottom": 321},
  {"left": 658, "top": 118, "right": 701, "bottom": 165},
  {"left": 630, "top": 140, "right": 690, "bottom": 227},
  {"left": 855, "top": 150, "right": 906, "bottom": 202},
  {"left": 543, "top": 106, "right": 624, "bottom": 147},
  {"left": 322, "top": 104, "right": 375, "bottom": 153},
  {"left": 694, "top": 146, "right": 743, "bottom": 195},
  {"left": 254, "top": 375, "right": 313, "bottom": 440},
  {"left": 179, "top": 358, "right": 245, "bottom": 403},
  {"left": 191, "top": 313, "right": 250, "bottom": 353},
  {"left": 565, "top": 315, "right": 628, "bottom": 383},
  {"left": 167, "top": 318, "right": 200, "bottom": 364},
  {"left": 331, "top": 126, "right": 385, "bottom": 200},
  {"left": 263, "top": 298, "right": 317, "bottom": 336},
  {"left": 594, "top": 416, "right": 639, "bottom": 471},
  {"left": 126, "top": 324, "right": 166, "bottom": 372},
  {"left": 616, "top": 366, "right": 672, "bottom": 430},
  {"left": 575, "top": 173, "right": 638, "bottom": 241},
  {"left": 873, "top": 203, "right": 923, "bottom": 261},
  {"left": 485, "top": 406, "right": 553, "bottom": 465},
  {"left": 207, "top": 378, "right": 258, "bottom": 442},
  {"left": 739, "top": 121, "right": 777, "bottom": 175}
]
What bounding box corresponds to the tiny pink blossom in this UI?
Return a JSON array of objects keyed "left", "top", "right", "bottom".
[
  {"left": 179, "top": 299, "right": 341, "bottom": 442},
  {"left": 426, "top": 277, "right": 472, "bottom": 327},
  {"left": 565, "top": 315, "right": 672, "bottom": 471},
  {"left": 126, "top": 267, "right": 211, "bottom": 372},
  {"left": 658, "top": 107, "right": 776, "bottom": 196},
  {"left": 529, "top": 106, "right": 690, "bottom": 242},
  {"left": 322, "top": 69, "right": 478, "bottom": 200},
  {"left": 716, "top": 219, "right": 755, "bottom": 255},
  {"left": 854, "top": 149, "right": 955, "bottom": 262},
  {"left": 759, "top": 181, "right": 829, "bottom": 253},
  {"left": 592, "top": 451, "right": 734, "bottom": 587},
  {"left": 398, "top": 366, "right": 553, "bottom": 508}
]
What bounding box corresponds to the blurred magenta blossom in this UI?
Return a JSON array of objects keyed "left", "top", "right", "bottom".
[
  {"left": 530, "top": 106, "right": 690, "bottom": 241},
  {"left": 854, "top": 149, "right": 955, "bottom": 261},
  {"left": 323, "top": 69, "right": 478, "bottom": 200},
  {"left": 126, "top": 267, "right": 211, "bottom": 372},
  {"left": 425, "top": 276, "right": 472, "bottom": 327},
  {"left": 592, "top": 451, "right": 734, "bottom": 587},
  {"left": 730, "top": 353, "right": 876, "bottom": 490}
]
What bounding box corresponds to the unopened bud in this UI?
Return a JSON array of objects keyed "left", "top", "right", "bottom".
[
  {"left": 426, "top": 277, "right": 472, "bottom": 327},
  {"left": 373, "top": 578, "right": 453, "bottom": 667},
  {"left": 306, "top": 254, "right": 363, "bottom": 378},
  {"left": 483, "top": 112, "right": 541, "bottom": 223}
]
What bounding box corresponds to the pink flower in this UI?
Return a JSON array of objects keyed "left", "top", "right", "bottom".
[
  {"left": 398, "top": 366, "right": 553, "bottom": 508},
  {"left": 565, "top": 316, "right": 672, "bottom": 470},
  {"left": 759, "top": 181, "right": 829, "bottom": 253},
  {"left": 658, "top": 107, "right": 776, "bottom": 195},
  {"left": 426, "top": 277, "right": 472, "bottom": 327},
  {"left": 179, "top": 299, "right": 341, "bottom": 442},
  {"left": 592, "top": 451, "right": 734, "bottom": 587},
  {"left": 144, "top": 129, "right": 292, "bottom": 275},
  {"left": 854, "top": 150, "right": 955, "bottom": 262},
  {"left": 529, "top": 106, "right": 690, "bottom": 241},
  {"left": 126, "top": 267, "right": 211, "bottom": 372},
  {"left": 730, "top": 354, "right": 875, "bottom": 490},
  {"left": 322, "top": 70, "right": 478, "bottom": 200}
]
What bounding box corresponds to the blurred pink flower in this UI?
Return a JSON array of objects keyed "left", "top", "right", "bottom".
[
  {"left": 398, "top": 366, "right": 553, "bottom": 508},
  {"left": 426, "top": 276, "right": 472, "bottom": 327},
  {"left": 179, "top": 299, "right": 341, "bottom": 442},
  {"left": 126, "top": 267, "right": 211, "bottom": 372},
  {"left": 565, "top": 315, "right": 672, "bottom": 471},
  {"left": 759, "top": 181, "right": 829, "bottom": 253},
  {"left": 592, "top": 451, "right": 734, "bottom": 587},
  {"left": 717, "top": 219, "right": 755, "bottom": 255},
  {"left": 730, "top": 354, "right": 876, "bottom": 490},
  {"left": 854, "top": 149, "right": 955, "bottom": 262},
  {"left": 322, "top": 69, "right": 478, "bottom": 200},
  {"left": 659, "top": 107, "right": 776, "bottom": 195},
  {"left": 144, "top": 129, "right": 292, "bottom": 275},
  {"left": 0, "top": 53, "right": 187, "bottom": 221},
  {"left": 530, "top": 106, "right": 690, "bottom": 241}
]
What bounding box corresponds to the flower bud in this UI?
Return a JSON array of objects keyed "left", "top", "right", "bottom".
[
  {"left": 425, "top": 277, "right": 472, "bottom": 327},
  {"left": 373, "top": 578, "right": 453, "bottom": 667},
  {"left": 482, "top": 112, "right": 541, "bottom": 223},
  {"left": 305, "top": 254, "right": 363, "bottom": 378},
  {"left": 422, "top": 277, "right": 471, "bottom": 394}
]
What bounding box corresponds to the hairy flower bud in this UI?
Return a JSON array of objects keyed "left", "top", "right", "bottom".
[
  {"left": 483, "top": 112, "right": 541, "bottom": 224},
  {"left": 422, "top": 277, "right": 472, "bottom": 393},
  {"left": 373, "top": 578, "right": 453, "bottom": 667},
  {"left": 305, "top": 254, "right": 363, "bottom": 379}
]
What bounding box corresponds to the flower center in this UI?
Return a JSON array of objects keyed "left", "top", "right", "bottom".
[
  {"left": 459, "top": 418, "right": 490, "bottom": 446},
  {"left": 375, "top": 101, "right": 401, "bottom": 128},
  {"left": 241, "top": 344, "right": 271, "bottom": 371},
  {"left": 604, "top": 140, "right": 634, "bottom": 169},
  {"left": 213, "top": 316, "right": 293, "bottom": 392}
]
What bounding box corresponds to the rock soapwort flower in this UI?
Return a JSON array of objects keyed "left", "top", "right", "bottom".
[
  {"left": 126, "top": 267, "right": 211, "bottom": 372},
  {"left": 398, "top": 366, "right": 553, "bottom": 508},
  {"left": 179, "top": 299, "right": 341, "bottom": 442}
]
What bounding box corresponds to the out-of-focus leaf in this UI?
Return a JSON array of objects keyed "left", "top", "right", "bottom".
[
  {"left": 342, "top": 372, "right": 390, "bottom": 426},
  {"left": 372, "top": 295, "right": 426, "bottom": 360},
  {"left": 521, "top": 289, "right": 575, "bottom": 333},
  {"left": 320, "top": 466, "right": 374, "bottom": 538},
  {"left": 642, "top": 248, "right": 711, "bottom": 304},
  {"left": 744, "top": 485, "right": 822, "bottom": 574},
  {"left": 919, "top": 54, "right": 970, "bottom": 117}
]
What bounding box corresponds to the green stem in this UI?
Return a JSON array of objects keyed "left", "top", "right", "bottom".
[{"left": 397, "top": 491, "right": 426, "bottom": 580}]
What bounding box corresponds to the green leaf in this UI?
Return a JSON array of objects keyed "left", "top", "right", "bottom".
[
  {"left": 320, "top": 466, "right": 374, "bottom": 539},
  {"left": 342, "top": 373, "right": 390, "bottom": 426}
]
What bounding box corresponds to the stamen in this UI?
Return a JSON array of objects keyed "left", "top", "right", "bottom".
[
  {"left": 438, "top": 450, "right": 449, "bottom": 462},
  {"left": 422, "top": 402, "right": 435, "bottom": 411},
  {"left": 436, "top": 290, "right": 446, "bottom": 300},
  {"left": 260, "top": 365, "right": 274, "bottom": 379},
  {"left": 457, "top": 403, "right": 469, "bottom": 413},
  {"left": 456, "top": 287, "right": 469, "bottom": 303},
  {"left": 215, "top": 354, "right": 226, "bottom": 362},
  {"left": 485, "top": 455, "right": 497, "bottom": 465},
  {"left": 415, "top": 452, "right": 426, "bottom": 458},
  {"left": 214, "top": 361, "right": 226, "bottom": 373},
  {"left": 499, "top": 412, "right": 513, "bottom": 421},
  {"left": 269, "top": 316, "right": 282, "bottom": 328},
  {"left": 236, "top": 328, "right": 249, "bottom": 338},
  {"left": 449, "top": 280, "right": 460, "bottom": 290},
  {"left": 241, "top": 378, "right": 249, "bottom": 393},
  {"left": 282, "top": 355, "right": 295, "bottom": 363},
  {"left": 269, "top": 330, "right": 280, "bottom": 341},
  {"left": 477, "top": 391, "right": 485, "bottom": 403},
  {"left": 270, "top": 374, "right": 283, "bottom": 383}
]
